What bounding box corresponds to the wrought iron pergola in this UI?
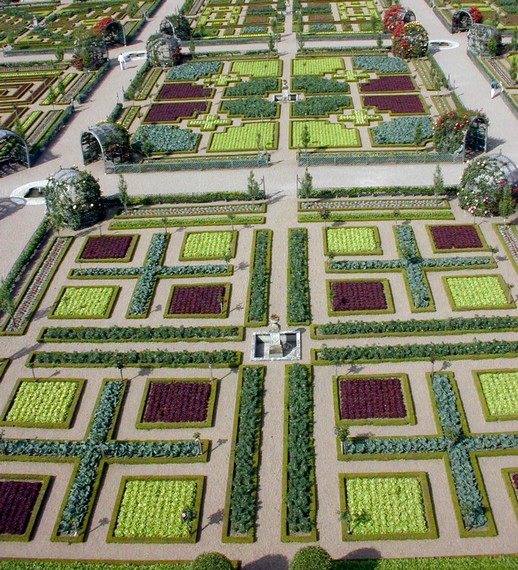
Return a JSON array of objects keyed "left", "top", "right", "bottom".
[
  {"left": 80, "top": 123, "right": 130, "bottom": 165},
  {"left": 0, "top": 128, "right": 30, "bottom": 170}
]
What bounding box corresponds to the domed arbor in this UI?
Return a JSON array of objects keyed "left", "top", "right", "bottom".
[
  {"left": 392, "top": 22, "right": 428, "bottom": 59},
  {"left": 92, "top": 16, "right": 126, "bottom": 46},
  {"left": 433, "top": 110, "right": 488, "bottom": 160},
  {"left": 467, "top": 23, "right": 503, "bottom": 56},
  {"left": 146, "top": 32, "right": 182, "bottom": 67},
  {"left": 71, "top": 31, "right": 109, "bottom": 71},
  {"left": 383, "top": 5, "right": 416, "bottom": 33},
  {"left": 463, "top": 115, "right": 489, "bottom": 160},
  {"left": 459, "top": 154, "right": 518, "bottom": 216},
  {"left": 44, "top": 168, "right": 104, "bottom": 230},
  {"left": 451, "top": 7, "right": 483, "bottom": 33},
  {"left": 0, "top": 129, "right": 30, "bottom": 172},
  {"left": 80, "top": 123, "right": 130, "bottom": 165}
]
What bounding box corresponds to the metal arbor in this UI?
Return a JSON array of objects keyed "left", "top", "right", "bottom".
[
  {"left": 463, "top": 115, "right": 489, "bottom": 161},
  {"left": 451, "top": 9, "right": 473, "bottom": 33},
  {"left": 103, "top": 19, "right": 126, "bottom": 46},
  {"left": 0, "top": 128, "right": 30, "bottom": 172},
  {"left": 80, "top": 123, "right": 130, "bottom": 165},
  {"left": 467, "top": 23, "right": 503, "bottom": 56},
  {"left": 146, "top": 32, "right": 182, "bottom": 67},
  {"left": 45, "top": 168, "right": 104, "bottom": 230}
]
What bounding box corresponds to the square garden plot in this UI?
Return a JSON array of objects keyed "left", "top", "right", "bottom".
[
  {"left": 0, "top": 378, "right": 84, "bottom": 428},
  {"left": 137, "top": 378, "right": 217, "bottom": 428},
  {"left": 77, "top": 235, "right": 138, "bottom": 262},
  {"left": 334, "top": 374, "right": 415, "bottom": 425},
  {"left": 108, "top": 476, "right": 204, "bottom": 543},
  {"left": 326, "top": 226, "right": 382, "bottom": 255},
  {"left": 180, "top": 230, "right": 236, "bottom": 260},
  {"left": 339, "top": 473, "right": 437, "bottom": 540},
  {"left": 328, "top": 279, "right": 393, "bottom": 315},
  {"left": 443, "top": 275, "right": 514, "bottom": 310},
  {"left": 50, "top": 286, "right": 120, "bottom": 318},
  {"left": 474, "top": 369, "right": 518, "bottom": 421},
  {"left": 362, "top": 94, "right": 426, "bottom": 114},
  {"left": 427, "top": 224, "right": 485, "bottom": 251},
  {"left": 165, "top": 284, "right": 230, "bottom": 317},
  {"left": 0, "top": 476, "right": 50, "bottom": 541}
]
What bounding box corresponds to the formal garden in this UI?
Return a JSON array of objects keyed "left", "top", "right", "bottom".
[
  {"left": 0, "top": 171, "right": 516, "bottom": 568},
  {"left": 1, "top": 0, "right": 518, "bottom": 567}
]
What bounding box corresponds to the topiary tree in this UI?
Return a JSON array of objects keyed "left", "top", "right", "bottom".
[
  {"left": 392, "top": 21, "right": 428, "bottom": 59},
  {"left": 289, "top": 546, "right": 332, "bottom": 570},
  {"left": 190, "top": 552, "right": 233, "bottom": 570}
]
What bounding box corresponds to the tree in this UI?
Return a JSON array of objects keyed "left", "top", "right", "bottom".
[
  {"left": 433, "top": 164, "right": 444, "bottom": 205},
  {"left": 298, "top": 167, "right": 313, "bottom": 198},
  {"left": 193, "top": 432, "right": 202, "bottom": 455},
  {"left": 247, "top": 170, "right": 262, "bottom": 199},
  {"left": 268, "top": 33, "right": 276, "bottom": 55},
  {"left": 118, "top": 174, "right": 129, "bottom": 211},
  {"left": 498, "top": 183, "right": 514, "bottom": 220},
  {"left": 335, "top": 425, "right": 349, "bottom": 454},
  {"left": 289, "top": 546, "right": 331, "bottom": 570},
  {"left": 191, "top": 552, "right": 233, "bottom": 570},
  {"left": 227, "top": 212, "right": 236, "bottom": 231},
  {"left": 319, "top": 207, "right": 330, "bottom": 228},
  {"left": 166, "top": 11, "right": 192, "bottom": 40},
  {"left": 55, "top": 46, "right": 65, "bottom": 62},
  {"left": 301, "top": 122, "right": 311, "bottom": 153}
]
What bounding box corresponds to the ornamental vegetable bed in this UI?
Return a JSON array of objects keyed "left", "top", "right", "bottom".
[
  {"left": 78, "top": 235, "right": 137, "bottom": 262},
  {"left": 444, "top": 275, "right": 513, "bottom": 310},
  {"left": 328, "top": 279, "right": 392, "bottom": 314},
  {"left": 475, "top": 370, "right": 518, "bottom": 420},
  {"left": 360, "top": 75, "right": 416, "bottom": 92},
  {"left": 139, "top": 379, "right": 215, "bottom": 427},
  {"left": 1, "top": 379, "right": 83, "bottom": 428},
  {"left": 291, "top": 121, "right": 360, "bottom": 149},
  {"left": 336, "top": 375, "right": 411, "bottom": 423},
  {"left": 208, "top": 122, "right": 278, "bottom": 152},
  {"left": 292, "top": 57, "right": 345, "bottom": 76},
  {"left": 166, "top": 284, "right": 229, "bottom": 316},
  {"left": 180, "top": 231, "right": 235, "bottom": 260},
  {"left": 0, "top": 479, "right": 46, "bottom": 540},
  {"left": 157, "top": 83, "right": 213, "bottom": 100},
  {"left": 326, "top": 227, "right": 381, "bottom": 255},
  {"left": 362, "top": 94, "right": 426, "bottom": 114},
  {"left": 428, "top": 225, "right": 485, "bottom": 251},
  {"left": 231, "top": 60, "right": 281, "bottom": 78},
  {"left": 341, "top": 473, "right": 435, "bottom": 539},
  {"left": 143, "top": 102, "right": 209, "bottom": 123},
  {"left": 50, "top": 286, "right": 119, "bottom": 318},
  {"left": 110, "top": 477, "right": 203, "bottom": 542}
]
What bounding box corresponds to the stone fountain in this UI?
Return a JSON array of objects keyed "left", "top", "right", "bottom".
[{"left": 250, "top": 314, "right": 301, "bottom": 361}]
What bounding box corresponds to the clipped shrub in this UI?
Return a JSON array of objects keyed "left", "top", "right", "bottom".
[
  {"left": 191, "top": 552, "right": 233, "bottom": 570},
  {"left": 290, "top": 546, "right": 331, "bottom": 570}
]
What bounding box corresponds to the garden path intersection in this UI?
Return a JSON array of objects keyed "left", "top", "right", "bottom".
[{"left": 0, "top": 0, "right": 518, "bottom": 568}]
